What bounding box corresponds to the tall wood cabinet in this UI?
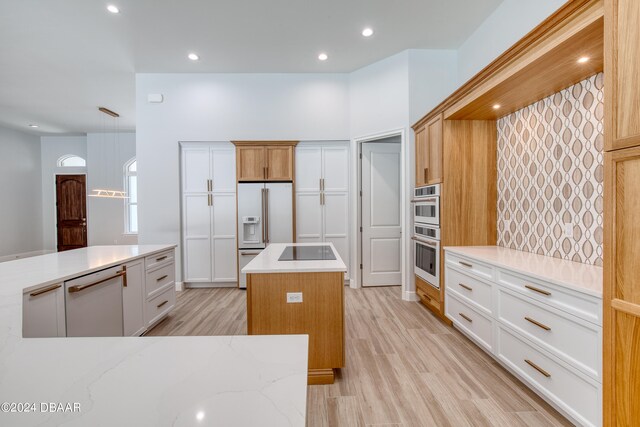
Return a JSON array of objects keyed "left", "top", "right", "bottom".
[
  {"left": 414, "top": 114, "right": 443, "bottom": 186},
  {"left": 295, "top": 143, "right": 350, "bottom": 276},
  {"left": 234, "top": 141, "right": 295, "bottom": 181},
  {"left": 181, "top": 143, "right": 237, "bottom": 285},
  {"left": 604, "top": 1, "right": 640, "bottom": 424}
]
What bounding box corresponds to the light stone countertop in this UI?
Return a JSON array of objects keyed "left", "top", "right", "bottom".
[
  {"left": 444, "top": 245, "right": 603, "bottom": 297},
  {"left": 0, "top": 245, "right": 309, "bottom": 427},
  {"left": 242, "top": 243, "right": 347, "bottom": 274}
]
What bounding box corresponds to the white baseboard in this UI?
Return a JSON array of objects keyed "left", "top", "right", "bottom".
[
  {"left": 0, "top": 249, "right": 54, "bottom": 263},
  {"left": 185, "top": 282, "right": 237, "bottom": 289},
  {"left": 403, "top": 290, "right": 420, "bottom": 302},
  {"left": 175, "top": 282, "right": 184, "bottom": 292}
]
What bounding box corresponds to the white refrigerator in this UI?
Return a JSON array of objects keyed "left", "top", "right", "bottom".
[{"left": 237, "top": 183, "right": 293, "bottom": 288}]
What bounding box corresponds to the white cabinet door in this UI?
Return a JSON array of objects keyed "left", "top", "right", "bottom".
[
  {"left": 296, "top": 192, "right": 323, "bottom": 243},
  {"left": 183, "top": 194, "right": 212, "bottom": 282},
  {"left": 182, "top": 147, "right": 211, "bottom": 193},
  {"left": 211, "top": 146, "right": 236, "bottom": 193},
  {"left": 182, "top": 143, "right": 237, "bottom": 285},
  {"left": 123, "top": 259, "right": 145, "bottom": 336},
  {"left": 322, "top": 146, "right": 349, "bottom": 192},
  {"left": 323, "top": 192, "right": 350, "bottom": 273},
  {"left": 295, "top": 147, "right": 322, "bottom": 192},
  {"left": 22, "top": 284, "right": 65, "bottom": 337},
  {"left": 212, "top": 193, "right": 237, "bottom": 281}
]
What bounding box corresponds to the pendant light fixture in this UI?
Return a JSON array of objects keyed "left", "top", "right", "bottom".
[{"left": 88, "top": 107, "right": 129, "bottom": 199}]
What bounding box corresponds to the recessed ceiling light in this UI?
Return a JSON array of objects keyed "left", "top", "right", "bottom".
[
  {"left": 106, "top": 5, "right": 120, "bottom": 14},
  {"left": 196, "top": 411, "right": 205, "bottom": 421},
  {"left": 362, "top": 28, "right": 374, "bottom": 37},
  {"left": 188, "top": 53, "right": 200, "bottom": 61},
  {"left": 318, "top": 53, "right": 328, "bottom": 61},
  {"left": 493, "top": 104, "right": 501, "bottom": 110},
  {"left": 28, "top": 124, "right": 38, "bottom": 128},
  {"left": 577, "top": 56, "right": 590, "bottom": 64}
]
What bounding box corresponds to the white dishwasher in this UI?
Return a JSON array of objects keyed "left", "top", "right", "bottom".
[{"left": 65, "top": 265, "right": 125, "bottom": 337}]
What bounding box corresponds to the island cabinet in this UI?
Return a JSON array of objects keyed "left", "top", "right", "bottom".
[
  {"left": 244, "top": 243, "right": 347, "bottom": 385},
  {"left": 234, "top": 141, "right": 297, "bottom": 182},
  {"left": 22, "top": 283, "right": 66, "bottom": 338},
  {"left": 414, "top": 113, "right": 443, "bottom": 186}
]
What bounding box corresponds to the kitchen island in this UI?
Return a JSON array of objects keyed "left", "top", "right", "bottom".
[
  {"left": 243, "top": 242, "right": 347, "bottom": 385},
  {"left": 0, "top": 246, "right": 308, "bottom": 426}
]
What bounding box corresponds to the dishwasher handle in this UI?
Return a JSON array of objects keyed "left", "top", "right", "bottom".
[{"left": 68, "top": 269, "right": 126, "bottom": 293}]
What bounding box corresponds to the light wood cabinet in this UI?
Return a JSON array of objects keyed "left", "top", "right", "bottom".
[
  {"left": 22, "top": 283, "right": 65, "bottom": 338},
  {"left": 605, "top": 0, "right": 640, "bottom": 151},
  {"left": 237, "top": 146, "right": 265, "bottom": 181},
  {"left": 604, "top": 146, "right": 640, "bottom": 426},
  {"left": 235, "top": 142, "right": 296, "bottom": 181},
  {"left": 414, "top": 114, "right": 443, "bottom": 187}
]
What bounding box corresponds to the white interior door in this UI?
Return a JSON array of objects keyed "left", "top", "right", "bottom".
[{"left": 361, "top": 142, "right": 402, "bottom": 286}]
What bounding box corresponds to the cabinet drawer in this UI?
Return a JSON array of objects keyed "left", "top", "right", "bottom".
[
  {"left": 416, "top": 275, "right": 440, "bottom": 311},
  {"left": 497, "top": 288, "right": 600, "bottom": 380},
  {"left": 145, "top": 263, "right": 175, "bottom": 298},
  {"left": 446, "top": 293, "right": 493, "bottom": 352},
  {"left": 497, "top": 270, "right": 601, "bottom": 325},
  {"left": 145, "top": 286, "right": 175, "bottom": 327},
  {"left": 445, "top": 266, "right": 492, "bottom": 314},
  {"left": 145, "top": 250, "right": 175, "bottom": 271},
  {"left": 446, "top": 253, "right": 493, "bottom": 281},
  {"left": 496, "top": 326, "right": 600, "bottom": 427}
]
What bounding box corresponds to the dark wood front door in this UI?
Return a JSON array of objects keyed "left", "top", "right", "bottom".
[{"left": 56, "top": 175, "right": 87, "bottom": 252}]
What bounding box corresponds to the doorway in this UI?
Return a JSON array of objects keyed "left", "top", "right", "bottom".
[
  {"left": 56, "top": 174, "right": 87, "bottom": 252},
  {"left": 360, "top": 137, "right": 402, "bottom": 287}
]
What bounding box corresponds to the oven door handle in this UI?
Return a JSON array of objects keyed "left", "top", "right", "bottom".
[
  {"left": 411, "top": 236, "right": 438, "bottom": 247},
  {"left": 412, "top": 198, "right": 438, "bottom": 203}
]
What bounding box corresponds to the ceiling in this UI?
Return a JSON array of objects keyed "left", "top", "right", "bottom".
[{"left": 0, "top": 0, "right": 503, "bottom": 135}]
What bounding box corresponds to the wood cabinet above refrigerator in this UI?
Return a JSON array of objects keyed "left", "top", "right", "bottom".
[
  {"left": 414, "top": 114, "right": 443, "bottom": 187},
  {"left": 233, "top": 141, "right": 297, "bottom": 182}
]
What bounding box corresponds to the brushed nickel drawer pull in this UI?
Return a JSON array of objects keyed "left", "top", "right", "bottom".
[
  {"left": 459, "top": 313, "right": 472, "bottom": 323},
  {"left": 525, "top": 316, "right": 551, "bottom": 331},
  {"left": 156, "top": 256, "right": 168, "bottom": 262},
  {"left": 525, "top": 359, "right": 551, "bottom": 378},
  {"left": 157, "top": 300, "right": 169, "bottom": 308},
  {"left": 459, "top": 283, "right": 473, "bottom": 291},
  {"left": 30, "top": 283, "right": 61, "bottom": 297},
  {"left": 459, "top": 261, "right": 473, "bottom": 268},
  {"left": 525, "top": 284, "right": 551, "bottom": 296},
  {"left": 157, "top": 275, "right": 168, "bottom": 282}
]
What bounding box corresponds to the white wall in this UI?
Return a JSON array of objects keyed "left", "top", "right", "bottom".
[
  {"left": 0, "top": 126, "right": 43, "bottom": 257},
  {"left": 40, "top": 135, "right": 87, "bottom": 251},
  {"left": 86, "top": 132, "right": 137, "bottom": 246},
  {"left": 456, "top": 0, "right": 566, "bottom": 84},
  {"left": 136, "top": 73, "right": 350, "bottom": 279},
  {"left": 349, "top": 51, "right": 410, "bottom": 139}
]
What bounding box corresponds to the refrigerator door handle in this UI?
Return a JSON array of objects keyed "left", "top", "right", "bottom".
[
  {"left": 261, "top": 188, "right": 266, "bottom": 244},
  {"left": 265, "top": 188, "right": 270, "bottom": 243}
]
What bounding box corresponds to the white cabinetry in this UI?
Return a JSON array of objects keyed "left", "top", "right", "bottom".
[
  {"left": 181, "top": 143, "right": 237, "bottom": 285},
  {"left": 295, "top": 143, "right": 350, "bottom": 275},
  {"left": 444, "top": 248, "right": 602, "bottom": 427},
  {"left": 122, "top": 259, "right": 145, "bottom": 336},
  {"left": 22, "top": 283, "right": 65, "bottom": 338},
  {"left": 144, "top": 249, "right": 176, "bottom": 328}
]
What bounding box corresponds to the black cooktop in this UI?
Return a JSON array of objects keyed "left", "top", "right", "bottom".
[{"left": 278, "top": 245, "right": 336, "bottom": 261}]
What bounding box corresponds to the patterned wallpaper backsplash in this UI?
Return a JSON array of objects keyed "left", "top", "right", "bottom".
[{"left": 496, "top": 72, "right": 604, "bottom": 266}]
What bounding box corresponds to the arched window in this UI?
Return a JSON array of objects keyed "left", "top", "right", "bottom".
[
  {"left": 57, "top": 154, "right": 86, "bottom": 167},
  {"left": 124, "top": 158, "right": 138, "bottom": 234}
]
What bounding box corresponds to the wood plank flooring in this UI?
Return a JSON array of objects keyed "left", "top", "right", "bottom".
[{"left": 147, "top": 286, "right": 572, "bottom": 427}]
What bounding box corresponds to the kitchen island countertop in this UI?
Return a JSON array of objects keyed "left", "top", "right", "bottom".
[
  {"left": 242, "top": 242, "right": 347, "bottom": 274},
  {"left": 0, "top": 245, "right": 308, "bottom": 427}
]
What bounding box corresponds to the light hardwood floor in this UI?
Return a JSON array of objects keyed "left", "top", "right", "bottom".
[{"left": 147, "top": 287, "right": 572, "bottom": 427}]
